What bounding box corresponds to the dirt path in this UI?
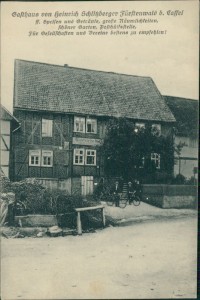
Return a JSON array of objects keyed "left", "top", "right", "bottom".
[{"left": 1, "top": 216, "right": 197, "bottom": 299}]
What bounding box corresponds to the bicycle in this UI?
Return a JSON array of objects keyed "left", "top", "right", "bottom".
[
  {"left": 128, "top": 191, "right": 141, "bottom": 206},
  {"left": 118, "top": 191, "right": 141, "bottom": 208},
  {"left": 106, "top": 192, "right": 120, "bottom": 207}
]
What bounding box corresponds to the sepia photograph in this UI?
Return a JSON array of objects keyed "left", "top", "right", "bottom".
[{"left": 1, "top": 1, "right": 199, "bottom": 299}]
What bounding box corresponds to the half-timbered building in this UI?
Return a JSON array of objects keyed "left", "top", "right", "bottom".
[
  {"left": 12, "top": 59, "right": 176, "bottom": 195},
  {"left": 164, "top": 96, "right": 198, "bottom": 180},
  {"left": 1, "top": 105, "right": 19, "bottom": 178}
]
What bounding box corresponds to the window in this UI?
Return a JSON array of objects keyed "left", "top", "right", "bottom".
[
  {"left": 134, "top": 122, "right": 145, "bottom": 132},
  {"left": 29, "top": 150, "right": 40, "bottom": 166},
  {"left": 29, "top": 150, "right": 53, "bottom": 167},
  {"left": 41, "top": 150, "right": 53, "bottom": 167},
  {"left": 73, "top": 149, "right": 97, "bottom": 166},
  {"left": 151, "top": 124, "right": 161, "bottom": 136},
  {"left": 74, "top": 149, "right": 84, "bottom": 165},
  {"left": 151, "top": 153, "right": 160, "bottom": 169},
  {"left": 86, "top": 119, "right": 97, "bottom": 133},
  {"left": 74, "top": 117, "right": 85, "bottom": 133},
  {"left": 42, "top": 119, "right": 53, "bottom": 137},
  {"left": 86, "top": 150, "right": 96, "bottom": 165},
  {"left": 74, "top": 116, "right": 97, "bottom": 134}
]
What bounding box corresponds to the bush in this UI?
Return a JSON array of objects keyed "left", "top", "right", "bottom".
[
  {"left": 171, "top": 174, "right": 186, "bottom": 185},
  {"left": 93, "top": 179, "right": 114, "bottom": 201},
  {"left": 155, "top": 171, "right": 172, "bottom": 184},
  {"left": 185, "top": 176, "right": 198, "bottom": 186},
  {"left": 7, "top": 178, "right": 103, "bottom": 229},
  {"left": 0, "top": 174, "right": 11, "bottom": 193}
]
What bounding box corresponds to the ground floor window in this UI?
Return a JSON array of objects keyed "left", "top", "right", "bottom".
[
  {"left": 29, "top": 150, "right": 40, "bottom": 166},
  {"left": 86, "top": 150, "right": 96, "bottom": 165},
  {"left": 73, "top": 148, "right": 96, "bottom": 166},
  {"left": 41, "top": 150, "right": 53, "bottom": 167},
  {"left": 151, "top": 153, "right": 160, "bottom": 169},
  {"left": 29, "top": 150, "right": 53, "bottom": 167},
  {"left": 74, "top": 149, "right": 84, "bottom": 165}
]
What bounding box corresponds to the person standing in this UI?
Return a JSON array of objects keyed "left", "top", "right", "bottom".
[
  {"left": 111, "top": 179, "right": 123, "bottom": 207},
  {"left": 127, "top": 181, "right": 134, "bottom": 204}
]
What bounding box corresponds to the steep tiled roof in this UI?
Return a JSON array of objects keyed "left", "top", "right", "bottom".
[
  {"left": 14, "top": 59, "right": 175, "bottom": 122},
  {"left": 1, "top": 105, "right": 19, "bottom": 122},
  {"left": 164, "top": 96, "right": 198, "bottom": 137}
]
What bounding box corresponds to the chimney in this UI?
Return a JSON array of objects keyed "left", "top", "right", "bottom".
[{"left": 64, "top": 64, "right": 69, "bottom": 67}]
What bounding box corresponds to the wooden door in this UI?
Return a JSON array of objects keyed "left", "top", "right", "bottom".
[{"left": 81, "top": 176, "right": 94, "bottom": 196}]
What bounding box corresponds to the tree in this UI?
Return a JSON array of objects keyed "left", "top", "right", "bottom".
[{"left": 101, "top": 118, "right": 175, "bottom": 182}]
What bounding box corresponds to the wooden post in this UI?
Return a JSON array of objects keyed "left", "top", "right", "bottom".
[
  {"left": 77, "top": 211, "right": 82, "bottom": 235},
  {"left": 102, "top": 207, "right": 106, "bottom": 227}
]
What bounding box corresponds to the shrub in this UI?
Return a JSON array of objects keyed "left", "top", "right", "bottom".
[
  {"left": 185, "top": 176, "right": 198, "bottom": 186},
  {"left": 0, "top": 174, "right": 11, "bottom": 193},
  {"left": 155, "top": 171, "right": 172, "bottom": 184},
  {"left": 171, "top": 174, "right": 186, "bottom": 185},
  {"left": 8, "top": 178, "right": 103, "bottom": 229}
]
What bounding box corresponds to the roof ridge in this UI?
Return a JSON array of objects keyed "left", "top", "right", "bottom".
[{"left": 15, "top": 59, "right": 152, "bottom": 79}]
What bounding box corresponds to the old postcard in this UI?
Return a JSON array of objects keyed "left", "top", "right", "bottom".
[{"left": 1, "top": 1, "right": 198, "bottom": 299}]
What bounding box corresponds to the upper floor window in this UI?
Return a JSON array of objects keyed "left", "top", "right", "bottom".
[
  {"left": 151, "top": 153, "right": 160, "bottom": 169},
  {"left": 29, "top": 150, "right": 40, "bottom": 166},
  {"left": 151, "top": 124, "right": 161, "bottom": 136},
  {"left": 41, "top": 150, "right": 53, "bottom": 167},
  {"left": 134, "top": 122, "right": 145, "bottom": 133},
  {"left": 74, "top": 117, "right": 85, "bottom": 133},
  {"left": 86, "top": 118, "right": 97, "bottom": 133},
  {"left": 74, "top": 116, "right": 97, "bottom": 134},
  {"left": 42, "top": 119, "right": 53, "bottom": 137}
]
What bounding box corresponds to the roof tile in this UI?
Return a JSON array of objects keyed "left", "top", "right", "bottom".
[{"left": 14, "top": 60, "right": 175, "bottom": 122}]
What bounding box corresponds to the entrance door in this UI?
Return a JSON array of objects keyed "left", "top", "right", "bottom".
[{"left": 81, "top": 176, "right": 94, "bottom": 196}]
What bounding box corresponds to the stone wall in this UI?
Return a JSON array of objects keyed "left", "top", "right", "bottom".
[{"left": 142, "top": 184, "right": 197, "bottom": 209}]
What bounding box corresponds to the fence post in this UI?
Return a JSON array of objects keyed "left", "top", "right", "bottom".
[{"left": 77, "top": 211, "right": 82, "bottom": 235}]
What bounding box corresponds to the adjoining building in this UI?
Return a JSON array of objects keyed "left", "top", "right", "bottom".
[
  {"left": 1, "top": 105, "right": 19, "bottom": 178},
  {"left": 164, "top": 96, "right": 198, "bottom": 180},
  {"left": 12, "top": 59, "right": 176, "bottom": 195}
]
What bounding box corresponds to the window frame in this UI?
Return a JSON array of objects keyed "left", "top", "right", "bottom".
[
  {"left": 29, "top": 150, "right": 41, "bottom": 166},
  {"left": 85, "top": 149, "right": 96, "bottom": 166},
  {"left": 135, "top": 122, "right": 145, "bottom": 129},
  {"left": 42, "top": 119, "right": 53, "bottom": 137},
  {"left": 134, "top": 122, "right": 145, "bottom": 133},
  {"left": 41, "top": 150, "right": 53, "bottom": 167},
  {"left": 151, "top": 152, "right": 161, "bottom": 169},
  {"left": 74, "top": 117, "right": 86, "bottom": 133},
  {"left": 86, "top": 118, "right": 97, "bottom": 134},
  {"left": 73, "top": 148, "right": 85, "bottom": 165},
  {"left": 151, "top": 124, "right": 161, "bottom": 136}
]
